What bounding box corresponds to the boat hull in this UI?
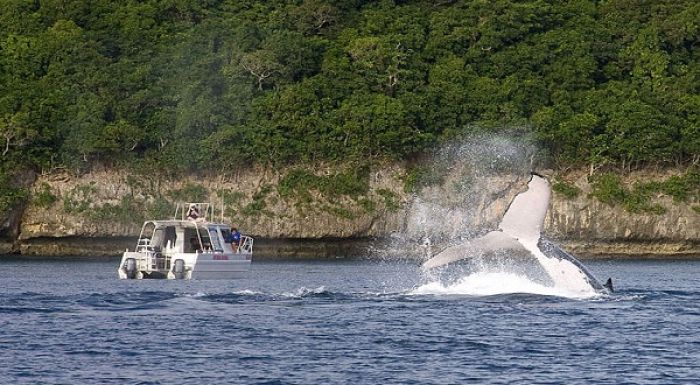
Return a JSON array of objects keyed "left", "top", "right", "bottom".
[
  {"left": 190, "top": 254, "right": 252, "bottom": 280},
  {"left": 117, "top": 251, "right": 252, "bottom": 280}
]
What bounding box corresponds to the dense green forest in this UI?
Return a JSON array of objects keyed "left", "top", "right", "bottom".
[{"left": 1, "top": 0, "right": 698, "bottom": 177}]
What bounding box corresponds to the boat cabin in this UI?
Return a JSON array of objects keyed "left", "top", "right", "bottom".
[{"left": 138, "top": 220, "right": 249, "bottom": 254}]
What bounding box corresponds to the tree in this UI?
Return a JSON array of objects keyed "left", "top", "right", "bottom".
[
  {"left": 622, "top": 26, "right": 670, "bottom": 91},
  {"left": 0, "top": 112, "right": 36, "bottom": 157},
  {"left": 239, "top": 49, "right": 282, "bottom": 90},
  {"left": 292, "top": 0, "right": 338, "bottom": 35}
]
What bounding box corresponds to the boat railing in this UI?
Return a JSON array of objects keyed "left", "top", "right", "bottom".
[
  {"left": 133, "top": 249, "right": 171, "bottom": 273},
  {"left": 174, "top": 202, "right": 216, "bottom": 221},
  {"left": 136, "top": 238, "right": 154, "bottom": 252},
  {"left": 238, "top": 236, "right": 254, "bottom": 254}
]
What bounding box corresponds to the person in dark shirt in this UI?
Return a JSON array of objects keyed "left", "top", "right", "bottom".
[
  {"left": 186, "top": 204, "right": 200, "bottom": 220},
  {"left": 228, "top": 227, "right": 241, "bottom": 251}
]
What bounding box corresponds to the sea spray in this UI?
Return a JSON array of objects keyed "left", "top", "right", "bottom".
[
  {"left": 375, "top": 133, "right": 536, "bottom": 261},
  {"left": 378, "top": 133, "right": 604, "bottom": 297}
]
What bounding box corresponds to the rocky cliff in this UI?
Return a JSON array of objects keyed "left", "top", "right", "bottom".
[
  {"left": 2, "top": 165, "right": 698, "bottom": 258},
  {"left": 545, "top": 171, "right": 699, "bottom": 257}
]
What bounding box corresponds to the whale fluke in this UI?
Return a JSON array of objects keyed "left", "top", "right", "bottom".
[
  {"left": 421, "top": 231, "right": 525, "bottom": 269},
  {"left": 498, "top": 173, "right": 550, "bottom": 244}
]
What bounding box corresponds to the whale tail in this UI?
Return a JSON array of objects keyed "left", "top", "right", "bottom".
[
  {"left": 422, "top": 173, "right": 548, "bottom": 270},
  {"left": 421, "top": 173, "right": 610, "bottom": 294}
]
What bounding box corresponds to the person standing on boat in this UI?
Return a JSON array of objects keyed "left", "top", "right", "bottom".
[
  {"left": 186, "top": 204, "right": 199, "bottom": 220},
  {"left": 228, "top": 227, "right": 241, "bottom": 251}
]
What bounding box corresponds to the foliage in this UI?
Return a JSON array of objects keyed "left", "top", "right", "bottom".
[
  {"left": 145, "top": 199, "right": 175, "bottom": 221},
  {"left": 166, "top": 183, "right": 209, "bottom": 203},
  {"left": 63, "top": 183, "right": 98, "bottom": 214},
  {"left": 242, "top": 185, "right": 272, "bottom": 217},
  {"left": 90, "top": 196, "right": 143, "bottom": 224},
  {"left": 403, "top": 165, "right": 444, "bottom": 194},
  {"left": 376, "top": 188, "right": 400, "bottom": 212},
  {"left": 33, "top": 183, "right": 58, "bottom": 208},
  {"left": 275, "top": 167, "right": 386, "bottom": 218},
  {"left": 0, "top": 173, "right": 27, "bottom": 215},
  {"left": 657, "top": 171, "right": 700, "bottom": 202},
  {"left": 589, "top": 171, "right": 699, "bottom": 214},
  {"left": 552, "top": 180, "right": 581, "bottom": 199},
  {"left": 278, "top": 167, "right": 370, "bottom": 202},
  {"left": 0, "top": 0, "right": 698, "bottom": 174},
  {"left": 357, "top": 197, "right": 376, "bottom": 214}
]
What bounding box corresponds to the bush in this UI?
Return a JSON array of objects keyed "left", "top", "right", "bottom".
[
  {"left": 376, "top": 188, "right": 400, "bottom": 212},
  {"left": 0, "top": 184, "right": 27, "bottom": 215},
  {"left": 552, "top": 180, "right": 581, "bottom": 199},
  {"left": 403, "top": 165, "right": 444, "bottom": 194},
  {"left": 278, "top": 167, "right": 370, "bottom": 202},
  {"left": 589, "top": 171, "right": 698, "bottom": 214},
  {"left": 33, "top": 183, "right": 58, "bottom": 208},
  {"left": 589, "top": 173, "right": 626, "bottom": 205},
  {"left": 167, "top": 183, "right": 209, "bottom": 202}
]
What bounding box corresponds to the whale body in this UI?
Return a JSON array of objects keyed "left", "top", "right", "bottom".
[{"left": 422, "top": 173, "right": 612, "bottom": 294}]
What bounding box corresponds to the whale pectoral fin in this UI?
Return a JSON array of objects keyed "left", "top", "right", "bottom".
[{"left": 421, "top": 231, "right": 525, "bottom": 270}]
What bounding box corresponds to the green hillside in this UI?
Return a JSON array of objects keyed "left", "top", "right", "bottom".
[{"left": 1, "top": 0, "right": 698, "bottom": 175}]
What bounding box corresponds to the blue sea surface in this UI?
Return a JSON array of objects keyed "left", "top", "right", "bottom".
[{"left": 0, "top": 257, "right": 698, "bottom": 384}]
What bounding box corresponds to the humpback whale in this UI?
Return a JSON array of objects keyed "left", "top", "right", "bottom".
[{"left": 422, "top": 173, "right": 612, "bottom": 294}]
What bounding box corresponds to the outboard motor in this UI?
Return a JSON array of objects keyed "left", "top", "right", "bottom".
[
  {"left": 173, "top": 259, "right": 185, "bottom": 279},
  {"left": 124, "top": 258, "right": 137, "bottom": 279}
]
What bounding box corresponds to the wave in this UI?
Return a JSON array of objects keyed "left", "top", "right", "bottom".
[{"left": 200, "top": 286, "right": 357, "bottom": 303}]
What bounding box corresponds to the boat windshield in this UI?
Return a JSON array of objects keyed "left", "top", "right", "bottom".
[
  {"left": 220, "top": 228, "right": 231, "bottom": 242},
  {"left": 150, "top": 225, "right": 177, "bottom": 250},
  {"left": 182, "top": 226, "right": 213, "bottom": 252},
  {"left": 208, "top": 227, "right": 223, "bottom": 252}
]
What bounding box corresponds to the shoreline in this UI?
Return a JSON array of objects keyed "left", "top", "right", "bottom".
[{"left": 1, "top": 237, "right": 698, "bottom": 260}]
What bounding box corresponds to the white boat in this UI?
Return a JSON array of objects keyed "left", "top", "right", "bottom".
[{"left": 117, "top": 202, "right": 253, "bottom": 280}]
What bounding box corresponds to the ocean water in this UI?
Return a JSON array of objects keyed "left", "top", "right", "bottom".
[{"left": 1, "top": 257, "right": 698, "bottom": 384}]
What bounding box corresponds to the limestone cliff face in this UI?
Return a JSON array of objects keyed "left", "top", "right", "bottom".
[
  {"left": 18, "top": 166, "right": 409, "bottom": 253},
  {"left": 11, "top": 166, "right": 700, "bottom": 257},
  {"left": 545, "top": 172, "right": 699, "bottom": 257}
]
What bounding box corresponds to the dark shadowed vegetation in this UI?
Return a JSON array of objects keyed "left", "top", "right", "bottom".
[{"left": 1, "top": 0, "right": 698, "bottom": 180}]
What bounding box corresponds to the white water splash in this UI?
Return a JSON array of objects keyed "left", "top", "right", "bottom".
[
  {"left": 232, "top": 289, "right": 263, "bottom": 296},
  {"left": 281, "top": 286, "right": 328, "bottom": 298},
  {"left": 410, "top": 271, "right": 599, "bottom": 299}
]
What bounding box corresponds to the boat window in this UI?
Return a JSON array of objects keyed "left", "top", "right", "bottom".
[
  {"left": 208, "top": 228, "right": 223, "bottom": 252},
  {"left": 198, "top": 228, "right": 213, "bottom": 251},
  {"left": 164, "top": 226, "right": 177, "bottom": 250},
  {"left": 184, "top": 228, "right": 200, "bottom": 253},
  {"left": 150, "top": 228, "right": 164, "bottom": 251},
  {"left": 141, "top": 223, "right": 155, "bottom": 238}
]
